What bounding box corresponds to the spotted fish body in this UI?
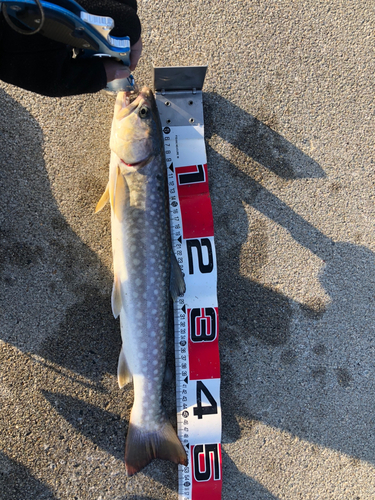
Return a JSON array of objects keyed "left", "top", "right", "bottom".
[{"left": 96, "top": 88, "right": 187, "bottom": 475}]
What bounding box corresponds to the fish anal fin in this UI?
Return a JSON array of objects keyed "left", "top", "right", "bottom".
[
  {"left": 125, "top": 420, "right": 187, "bottom": 476},
  {"left": 111, "top": 275, "right": 122, "bottom": 319},
  {"left": 170, "top": 251, "right": 186, "bottom": 301},
  {"left": 118, "top": 346, "right": 132, "bottom": 388},
  {"left": 95, "top": 183, "right": 110, "bottom": 213}
]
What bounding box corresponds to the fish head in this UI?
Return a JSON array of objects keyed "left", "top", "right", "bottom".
[{"left": 110, "top": 87, "right": 161, "bottom": 168}]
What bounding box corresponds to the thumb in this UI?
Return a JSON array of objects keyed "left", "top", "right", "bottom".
[{"left": 103, "top": 60, "right": 131, "bottom": 83}]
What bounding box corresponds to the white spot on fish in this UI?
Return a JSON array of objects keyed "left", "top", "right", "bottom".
[
  {"left": 152, "top": 360, "right": 158, "bottom": 365},
  {"left": 152, "top": 349, "right": 158, "bottom": 355},
  {"left": 141, "top": 342, "right": 147, "bottom": 348},
  {"left": 150, "top": 331, "right": 156, "bottom": 337},
  {"left": 152, "top": 309, "right": 157, "bottom": 315},
  {"left": 135, "top": 278, "right": 141, "bottom": 286}
]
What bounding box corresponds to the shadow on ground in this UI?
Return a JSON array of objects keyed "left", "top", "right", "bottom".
[
  {"left": 0, "top": 451, "right": 56, "bottom": 500},
  {"left": 203, "top": 92, "right": 375, "bottom": 465},
  {"left": 1, "top": 88, "right": 375, "bottom": 497}
]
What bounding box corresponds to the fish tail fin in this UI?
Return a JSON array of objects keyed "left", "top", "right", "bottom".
[{"left": 125, "top": 420, "right": 187, "bottom": 476}]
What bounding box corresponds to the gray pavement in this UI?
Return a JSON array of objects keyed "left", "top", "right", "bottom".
[{"left": 1, "top": 1, "right": 375, "bottom": 498}]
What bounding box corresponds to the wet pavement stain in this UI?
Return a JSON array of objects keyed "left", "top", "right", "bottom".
[{"left": 336, "top": 367, "right": 353, "bottom": 388}]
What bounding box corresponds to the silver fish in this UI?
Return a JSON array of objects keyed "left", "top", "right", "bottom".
[{"left": 96, "top": 87, "right": 187, "bottom": 475}]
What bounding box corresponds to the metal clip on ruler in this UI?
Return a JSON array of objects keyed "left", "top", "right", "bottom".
[{"left": 154, "top": 66, "right": 222, "bottom": 500}]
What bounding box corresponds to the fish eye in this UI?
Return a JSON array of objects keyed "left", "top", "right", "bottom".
[{"left": 139, "top": 106, "right": 149, "bottom": 118}]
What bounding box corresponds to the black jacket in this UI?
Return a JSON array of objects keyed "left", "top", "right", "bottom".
[{"left": 0, "top": 0, "right": 141, "bottom": 96}]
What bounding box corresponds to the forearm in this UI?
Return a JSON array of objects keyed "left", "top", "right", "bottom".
[
  {"left": 0, "top": 0, "right": 141, "bottom": 97},
  {"left": 78, "top": 0, "right": 141, "bottom": 44}
]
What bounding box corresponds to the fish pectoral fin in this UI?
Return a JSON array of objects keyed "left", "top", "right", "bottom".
[
  {"left": 111, "top": 275, "right": 122, "bottom": 319},
  {"left": 125, "top": 420, "right": 187, "bottom": 476},
  {"left": 95, "top": 183, "right": 110, "bottom": 213},
  {"left": 170, "top": 251, "right": 186, "bottom": 301},
  {"left": 109, "top": 157, "right": 119, "bottom": 213},
  {"left": 117, "top": 346, "right": 132, "bottom": 388}
]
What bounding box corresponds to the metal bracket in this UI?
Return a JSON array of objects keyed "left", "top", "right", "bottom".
[
  {"left": 153, "top": 66, "right": 207, "bottom": 128},
  {"left": 153, "top": 65, "right": 207, "bottom": 93}
]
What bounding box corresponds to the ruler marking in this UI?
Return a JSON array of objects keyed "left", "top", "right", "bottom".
[{"left": 156, "top": 92, "right": 222, "bottom": 499}]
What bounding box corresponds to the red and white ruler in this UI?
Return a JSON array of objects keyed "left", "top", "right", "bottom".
[{"left": 155, "top": 66, "right": 222, "bottom": 500}]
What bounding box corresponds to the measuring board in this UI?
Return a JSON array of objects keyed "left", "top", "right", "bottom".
[{"left": 154, "top": 66, "right": 222, "bottom": 500}]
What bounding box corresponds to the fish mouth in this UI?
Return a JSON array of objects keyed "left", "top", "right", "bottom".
[{"left": 115, "top": 87, "right": 153, "bottom": 120}]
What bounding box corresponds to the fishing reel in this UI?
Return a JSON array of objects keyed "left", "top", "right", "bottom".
[{"left": 0, "top": 0, "right": 135, "bottom": 92}]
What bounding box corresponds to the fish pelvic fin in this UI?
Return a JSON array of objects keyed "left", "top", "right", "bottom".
[
  {"left": 118, "top": 346, "right": 132, "bottom": 388},
  {"left": 125, "top": 420, "right": 187, "bottom": 476},
  {"left": 170, "top": 251, "right": 186, "bottom": 301},
  {"left": 95, "top": 183, "right": 109, "bottom": 213},
  {"left": 111, "top": 275, "right": 122, "bottom": 318}
]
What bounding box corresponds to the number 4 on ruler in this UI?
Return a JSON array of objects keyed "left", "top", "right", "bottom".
[{"left": 193, "top": 381, "right": 218, "bottom": 419}]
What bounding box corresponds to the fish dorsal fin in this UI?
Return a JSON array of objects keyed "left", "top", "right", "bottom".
[
  {"left": 118, "top": 346, "right": 132, "bottom": 388},
  {"left": 170, "top": 251, "right": 186, "bottom": 301},
  {"left": 111, "top": 274, "right": 122, "bottom": 319},
  {"left": 95, "top": 183, "right": 109, "bottom": 213},
  {"left": 125, "top": 420, "right": 187, "bottom": 476}
]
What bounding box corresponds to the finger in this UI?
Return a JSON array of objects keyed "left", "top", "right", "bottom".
[
  {"left": 129, "top": 37, "right": 142, "bottom": 71},
  {"left": 104, "top": 60, "right": 131, "bottom": 82}
]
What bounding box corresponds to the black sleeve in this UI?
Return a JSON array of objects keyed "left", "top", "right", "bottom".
[
  {"left": 0, "top": 0, "right": 141, "bottom": 97},
  {"left": 78, "top": 0, "right": 141, "bottom": 45}
]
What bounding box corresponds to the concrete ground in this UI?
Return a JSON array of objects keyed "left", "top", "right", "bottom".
[{"left": 1, "top": 1, "right": 375, "bottom": 498}]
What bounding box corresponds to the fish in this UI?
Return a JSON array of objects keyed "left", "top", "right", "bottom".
[{"left": 96, "top": 87, "right": 187, "bottom": 476}]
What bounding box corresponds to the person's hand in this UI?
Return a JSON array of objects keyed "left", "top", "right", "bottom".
[
  {"left": 103, "top": 37, "right": 142, "bottom": 83},
  {"left": 130, "top": 37, "right": 142, "bottom": 71},
  {"left": 103, "top": 59, "right": 131, "bottom": 83}
]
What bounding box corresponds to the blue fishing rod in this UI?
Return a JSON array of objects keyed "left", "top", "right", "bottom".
[{"left": 0, "top": 0, "right": 135, "bottom": 92}]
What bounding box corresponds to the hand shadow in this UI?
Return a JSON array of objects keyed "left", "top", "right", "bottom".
[{"left": 203, "top": 92, "right": 326, "bottom": 348}]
